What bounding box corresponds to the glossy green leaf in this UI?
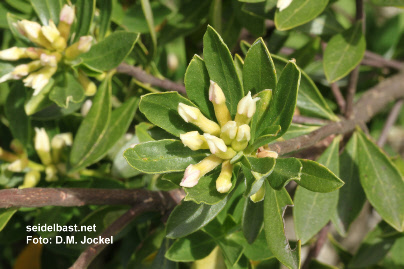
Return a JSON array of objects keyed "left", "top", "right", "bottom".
[
  {"left": 31, "top": 0, "right": 63, "bottom": 25},
  {"left": 264, "top": 183, "right": 301, "bottom": 269},
  {"left": 49, "top": 72, "right": 85, "bottom": 108},
  {"left": 250, "top": 89, "right": 272, "bottom": 142},
  {"left": 356, "top": 130, "right": 404, "bottom": 232},
  {"left": 331, "top": 133, "right": 366, "bottom": 236},
  {"left": 242, "top": 156, "right": 276, "bottom": 174},
  {"left": 243, "top": 157, "right": 276, "bottom": 197},
  {"left": 243, "top": 231, "right": 274, "bottom": 261},
  {"left": 282, "top": 124, "right": 319, "bottom": 140},
  {"left": 242, "top": 198, "right": 263, "bottom": 244},
  {"left": 98, "top": 0, "right": 112, "bottom": 40},
  {"left": 297, "top": 9, "right": 345, "bottom": 37},
  {"left": 203, "top": 25, "right": 244, "bottom": 116},
  {"left": 297, "top": 159, "right": 344, "bottom": 193},
  {"left": 151, "top": 238, "right": 177, "bottom": 269},
  {"left": 165, "top": 231, "right": 216, "bottom": 261},
  {"left": 81, "top": 32, "right": 139, "bottom": 71},
  {"left": 140, "top": 0, "right": 157, "bottom": 59},
  {"left": 275, "top": 0, "right": 329, "bottom": 30},
  {"left": 72, "top": 97, "right": 139, "bottom": 171},
  {"left": 243, "top": 38, "right": 277, "bottom": 96},
  {"left": 70, "top": 77, "right": 111, "bottom": 170},
  {"left": 324, "top": 22, "right": 366, "bottom": 82},
  {"left": 289, "top": 37, "right": 321, "bottom": 69},
  {"left": 294, "top": 138, "right": 340, "bottom": 244},
  {"left": 268, "top": 157, "right": 302, "bottom": 190},
  {"left": 371, "top": 0, "right": 404, "bottom": 6},
  {"left": 272, "top": 55, "right": 338, "bottom": 121},
  {"left": 249, "top": 125, "right": 281, "bottom": 151},
  {"left": 185, "top": 55, "right": 215, "bottom": 120},
  {"left": 384, "top": 236, "right": 404, "bottom": 267},
  {"left": 139, "top": 92, "right": 199, "bottom": 137},
  {"left": 259, "top": 61, "right": 301, "bottom": 138},
  {"left": 74, "top": 0, "right": 95, "bottom": 42},
  {"left": 124, "top": 140, "right": 209, "bottom": 174},
  {"left": 0, "top": 208, "right": 18, "bottom": 232}
]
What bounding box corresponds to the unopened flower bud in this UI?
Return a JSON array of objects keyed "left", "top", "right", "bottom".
[
  {"left": 250, "top": 184, "right": 265, "bottom": 202},
  {"left": 25, "top": 47, "right": 47, "bottom": 60},
  {"left": 204, "top": 133, "right": 237, "bottom": 159},
  {"left": 231, "top": 124, "right": 250, "bottom": 152},
  {"left": 45, "top": 164, "right": 58, "bottom": 182},
  {"left": 23, "top": 66, "right": 57, "bottom": 95},
  {"left": 216, "top": 161, "right": 233, "bottom": 193},
  {"left": 209, "top": 80, "right": 231, "bottom": 126},
  {"left": 42, "top": 20, "right": 66, "bottom": 50},
  {"left": 17, "top": 20, "right": 52, "bottom": 49},
  {"left": 13, "top": 60, "right": 42, "bottom": 78},
  {"left": 78, "top": 71, "right": 97, "bottom": 96},
  {"left": 81, "top": 99, "right": 92, "bottom": 117},
  {"left": 51, "top": 133, "right": 72, "bottom": 163},
  {"left": 220, "top": 121, "right": 237, "bottom": 145},
  {"left": 235, "top": 91, "right": 260, "bottom": 125},
  {"left": 58, "top": 5, "right": 75, "bottom": 40},
  {"left": 257, "top": 149, "right": 278, "bottom": 159},
  {"left": 40, "top": 54, "right": 58, "bottom": 67},
  {"left": 277, "top": 0, "right": 293, "bottom": 11},
  {"left": 180, "top": 155, "right": 223, "bottom": 187},
  {"left": 65, "top": 36, "right": 93, "bottom": 60},
  {"left": 7, "top": 158, "right": 28, "bottom": 172},
  {"left": 0, "top": 47, "right": 28, "bottom": 61},
  {"left": 19, "top": 170, "right": 41, "bottom": 189},
  {"left": 178, "top": 103, "right": 221, "bottom": 136},
  {"left": 180, "top": 131, "right": 209, "bottom": 151},
  {"left": 34, "top": 127, "right": 52, "bottom": 165}
]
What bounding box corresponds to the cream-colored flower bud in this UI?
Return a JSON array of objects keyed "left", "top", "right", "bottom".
[
  {"left": 34, "top": 127, "right": 52, "bottom": 165},
  {"left": 17, "top": 20, "right": 52, "bottom": 49},
  {"left": 51, "top": 133, "right": 72, "bottom": 163},
  {"left": 257, "top": 149, "right": 278, "bottom": 159},
  {"left": 231, "top": 124, "right": 251, "bottom": 152},
  {"left": 12, "top": 61, "right": 42, "bottom": 79},
  {"left": 19, "top": 170, "right": 41, "bottom": 189},
  {"left": 65, "top": 36, "right": 93, "bottom": 60},
  {"left": 180, "top": 131, "right": 209, "bottom": 151},
  {"left": 209, "top": 80, "right": 231, "bottom": 126},
  {"left": 81, "top": 99, "right": 93, "bottom": 117},
  {"left": 220, "top": 121, "right": 237, "bottom": 145},
  {"left": 7, "top": 158, "right": 28, "bottom": 172},
  {"left": 23, "top": 66, "right": 57, "bottom": 95},
  {"left": 235, "top": 91, "right": 260, "bottom": 126},
  {"left": 180, "top": 155, "right": 223, "bottom": 187},
  {"left": 58, "top": 5, "right": 75, "bottom": 40},
  {"left": 42, "top": 20, "right": 66, "bottom": 51},
  {"left": 277, "top": 0, "right": 293, "bottom": 11},
  {"left": 250, "top": 184, "right": 265, "bottom": 202},
  {"left": 40, "top": 53, "right": 58, "bottom": 67},
  {"left": 178, "top": 103, "right": 221, "bottom": 136},
  {"left": 78, "top": 71, "right": 97, "bottom": 96},
  {"left": 216, "top": 161, "right": 233, "bottom": 193},
  {"left": 45, "top": 164, "right": 58, "bottom": 182},
  {"left": 204, "top": 133, "right": 237, "bottom": 159},
  {"left": 25, "top": 47, "right": 47, "bottom": 60},
  {"left": 0, "top": 47, "right": 28, "bottom": 61}
]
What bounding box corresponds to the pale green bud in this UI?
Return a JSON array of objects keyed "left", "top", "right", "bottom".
[
  {"left": 220, "top": 121, "right": 237, "bottom": 145},
  {"left": 45, "top": 164, "right": 58, "bottom": 182},
  {"left": 0, "top": 47, "right": 28, "bottom": 61},
  {"left": 180, "top": 155, "right": 223, "bottom": 187},
  {"left": 235, "top": 91, "right": 260, "bottom": 126},
  {"left": 178, "top": 103, "right": 221, "bottom": 136},
  {"left": 250, "top": 184, "right": 265, "bottom": 202},
  {"left": 204, "top": 133, "right": 237, "bottom": 159},
  {"left": 216, "top": 161, "right": 233, "bottom": 193},
  {"left": 180, "top": 131, "right": 209, "bottom": 151},
  {"left": 19, "top": 170, "right": 41, "bottom": 189},
  {"left": 231, "top": 124, "right": 251, "bottom": 151},
  {"left": 34, "top": 127, "right": 52, "bottom": 165},
  {"left": 209, "top": 80, "right": 232, "bottom": 126}
]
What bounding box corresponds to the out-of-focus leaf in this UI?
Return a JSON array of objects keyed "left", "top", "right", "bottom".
[
  {"left": 34, "top": 207, "right": 75, "bottom": 238},
  {"left": 74, "top": 0, "right": 95, "bottom": 42},
  {"left": 290, "top": 37, "right": 321, "bottom": 69},
  {"left": 298, "top": 9, "right": 345, "bottom": 37},
  {"left": 140, "top": 0, "right": 157, "bottom": 60},
  {"left": 98, "top": 0, "right": 112, "bottom": 40},
  {"left": 49, "top": 72, "right": 85, "bottom": 108},
  {"left": 31, "top": 0, "right": 63, "bottom": 25},
  {"left": 150, "top": 238, "right": 177, "bottom": 269},
  {"left": 0, "top": 208, "right": 18, "bottom": 232},
  {"left": 371, "top": 0, "right": 404, "bottom": 6}
]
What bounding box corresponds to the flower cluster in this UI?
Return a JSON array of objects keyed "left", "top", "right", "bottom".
[
  {"left": 178, "top": 81, "right": 260, "bottom": 193},
  {"left": 0, "top": 5, "right": 96, "bottom": 96}
]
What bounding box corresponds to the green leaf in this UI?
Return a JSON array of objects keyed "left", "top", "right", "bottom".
[
  {"left": 249, "top": 125, "right": 281, "bottom": 151},
  {"left": 0, "top": 208, "right": 18, "bottom": 232},
  {"left": 356, "top": 130, "right": 404, "bottom": 232},
  {"left": 243, "top": 38, "right": 277, "bottom": 96},
  {"left": 294, "top": 138, "right": 340, "bottom": 244},
  {"left": 74, "top": 0, "right": 95, "bottom": 42},
  {"left": 203, "top": 25, "right": 244, "bottom": 116},
  {"left": 234, "top": 54, "right": 244, "bottom": 85},
  {"left": 264, "top": 183, "right": 301, "bottom": 269},
  {"left": 166, "top": 197, "right": 229, "bottom": 238},
  {"left": 259, "top": 61, "right": 301, "bottom": 138},
  {"left": 185, "top": 55, "right": 215, "bottom": 120},
  {"left": 272, "top": 54, "right": 338, "bottom": 121},
  {"left": 282, "top": 124, "right": 319, "bottom": 140},
  {"left": 297, "top": 159, "right": 344, "bottom": 193},
  {"left": 275, "top": 0, "right": 329, "bottom": 30},
  {"left": 242, "top": 156, "right": 276, "bottom": 197},
  {"left": 268, "top": 157, "right": 302, "bottom": 190},
  {"left": 139, "top": 92, "right": 201, "bottom": 137},
  {"left": 289, "top": 37, "right": 321, "bottom": 69},
  {"left": 7, "top": 13, "right": 32, "bottom": 45},
  {"left": 297, "top": 9, "right": 345, "bottom": 37},
  {"left": 98, "top": 0, "right": 112, "bottom": 40},
  {"left": 250, "top": 89, "right": 272, "bottom": 142},
  {"left": 165, "top": 231, "right": 216, "bottom": 261},
  {"left": 243, "top": 231, "right": 274, "bottom": 261},
  {"left": 81, "top": 31, "right": 139, "bottom": 71},
  {"left": 31, "top": 0, "right": 63, "bottom": 25},
  {"left": 371, "top": 0, "right": 404, "bottom": 6},
  {"left": 34, "top": 207, "right": 75, "bottom": 238},
  {"left": 331, "top": 133, "right": 366, "bottom": 236},
  {"left": 151, "top": 238, "right": 177, "bottom": 269},
  {"left": 49, "top": 72, "right": 85, "bottom": 108},
  {"left": 124, "top": 140, "right": 209, "bottom": 174},
  {"left": 72, "top": 97, "right": 139, "bottom": 171},
  {"left": 111, "top": 136, "right": 141, "bottom": 178},
  {"left": 242, "top": 156, "right": 276, "bottom": 174},
  {"left": 70, "top": 77, "right": 111, "bottom": 170},
  {"left": 242, "top": 198, "right": 263, "bottom": 244},
  {"left": 324, "top": 22, "right": 366, "bottom": 82},
  {"left": 140, "top": 0, "right": 157, "bottom": 60}
]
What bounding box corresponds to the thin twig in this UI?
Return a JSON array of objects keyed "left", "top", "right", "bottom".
[
  {"left": 292, "top": 115, "right": 331, "bottom": 125},
  {"left": 116, "top": 63, "right": 187, "bottom": 95},
  {"left": 331, "top": 83, "right": 346, "bottom": 113},
  {"left": 377, "top": 99, "right": 404, "bottom": 147},
  {"left": 302, "top": 223, "right": 331, "bottom": 269},
  {"left": 365, "top": 51, "right": 404, "bottom": 70}
]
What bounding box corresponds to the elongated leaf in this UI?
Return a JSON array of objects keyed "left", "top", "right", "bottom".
[
  {"left": 0, "top": 208, "right": 18, "bottom": 232},
  {"left": 259, "top": 61, "right": 301, "bottom": 138},
  {"left": 294, "top": 138, "right": 340, "bottom": 244},
  {"left": 203, "top": 25, "right": 244, "bottom": 116},
  {"left": 243, "top": 38, "right": 277, "bottom": 96},
  {"left": 243, "top": 157, "right": 276, "bottom": 197},
  {"left": 74, "top": 0, "right": 95, "bottom": 42},
  {"left": 356, "top": 130, "right": 404, "bottom": 232},
  {"left": 249, "top": 125, "right": 281, "bottom": 151},
  {"left": 81, "top": 32, "right": 139, "bottom": 71},
  {"left": 151, "top": 238, "right": 177, "bottom": 269},
  {"left": 269, "top": 157, "right": 302, "bottom": 190},
  {"left": 139, "top": 92, "right": 199, "bottom": 137},
  {"left": 124, "top": 140, "right": 209, "bottom": 173},
  {"left": 49, "top": 72, "right": 85, "bottom": 108},
  {"left": 331, "top": 133, "right": 366, "bottom": 236},
  {"left": 31, "top": 0, "right": 63, "bottom": 25},
  {"left": 297, "top": 9, "right": 344, "bottom": 37},
  {"left": 98, "top": 0, "right": 112, "bottom": 40},
  {"left": 275, "top": 0, "right": 329, "bottom": 30},
  {"left": 70, "top": 77, "right": 111, "bottom": 170},
  {"left": 185, "top": 55, "right": 215, "bottom": 120},
  {"left": 290, "top": 37, "right": 321, "bottom": 69},
  {"left": 264, "top": 183, "right": 301, "bottom": 269},
  {"left": 72, "top": 97, "right": 139, "bottom": 171},
  {"left": 250, "top": 89, "right": 272, "bottom": 142},
  {"left": 140, "top": 0, "right": 157, "bottom": 59},
  {"left": 243, "top": 231, "right": 274, "bottom": 261},
  {"left": 242, "top": 156, "right": 276, "bottom": 174},
  {"left": 282, "top": 124, "right": 319, "bottom": 140},
  {"left": 298, "top": 159, "right": 344, "bottom": 193},
  {"left": 324, "top": 22, "right": 366, "bottom": 82},
  {"left": 165, "top": 231, "right": 216, "bottom": 261},
  {"left": 242, "top": 198, "right": 263, "bottom": 244},
  {"left": 234, "top": 54, "right": 244, "bottom": 85},
  {"left": 7, "top": 13, "right": 31, "bottom": 45}
]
